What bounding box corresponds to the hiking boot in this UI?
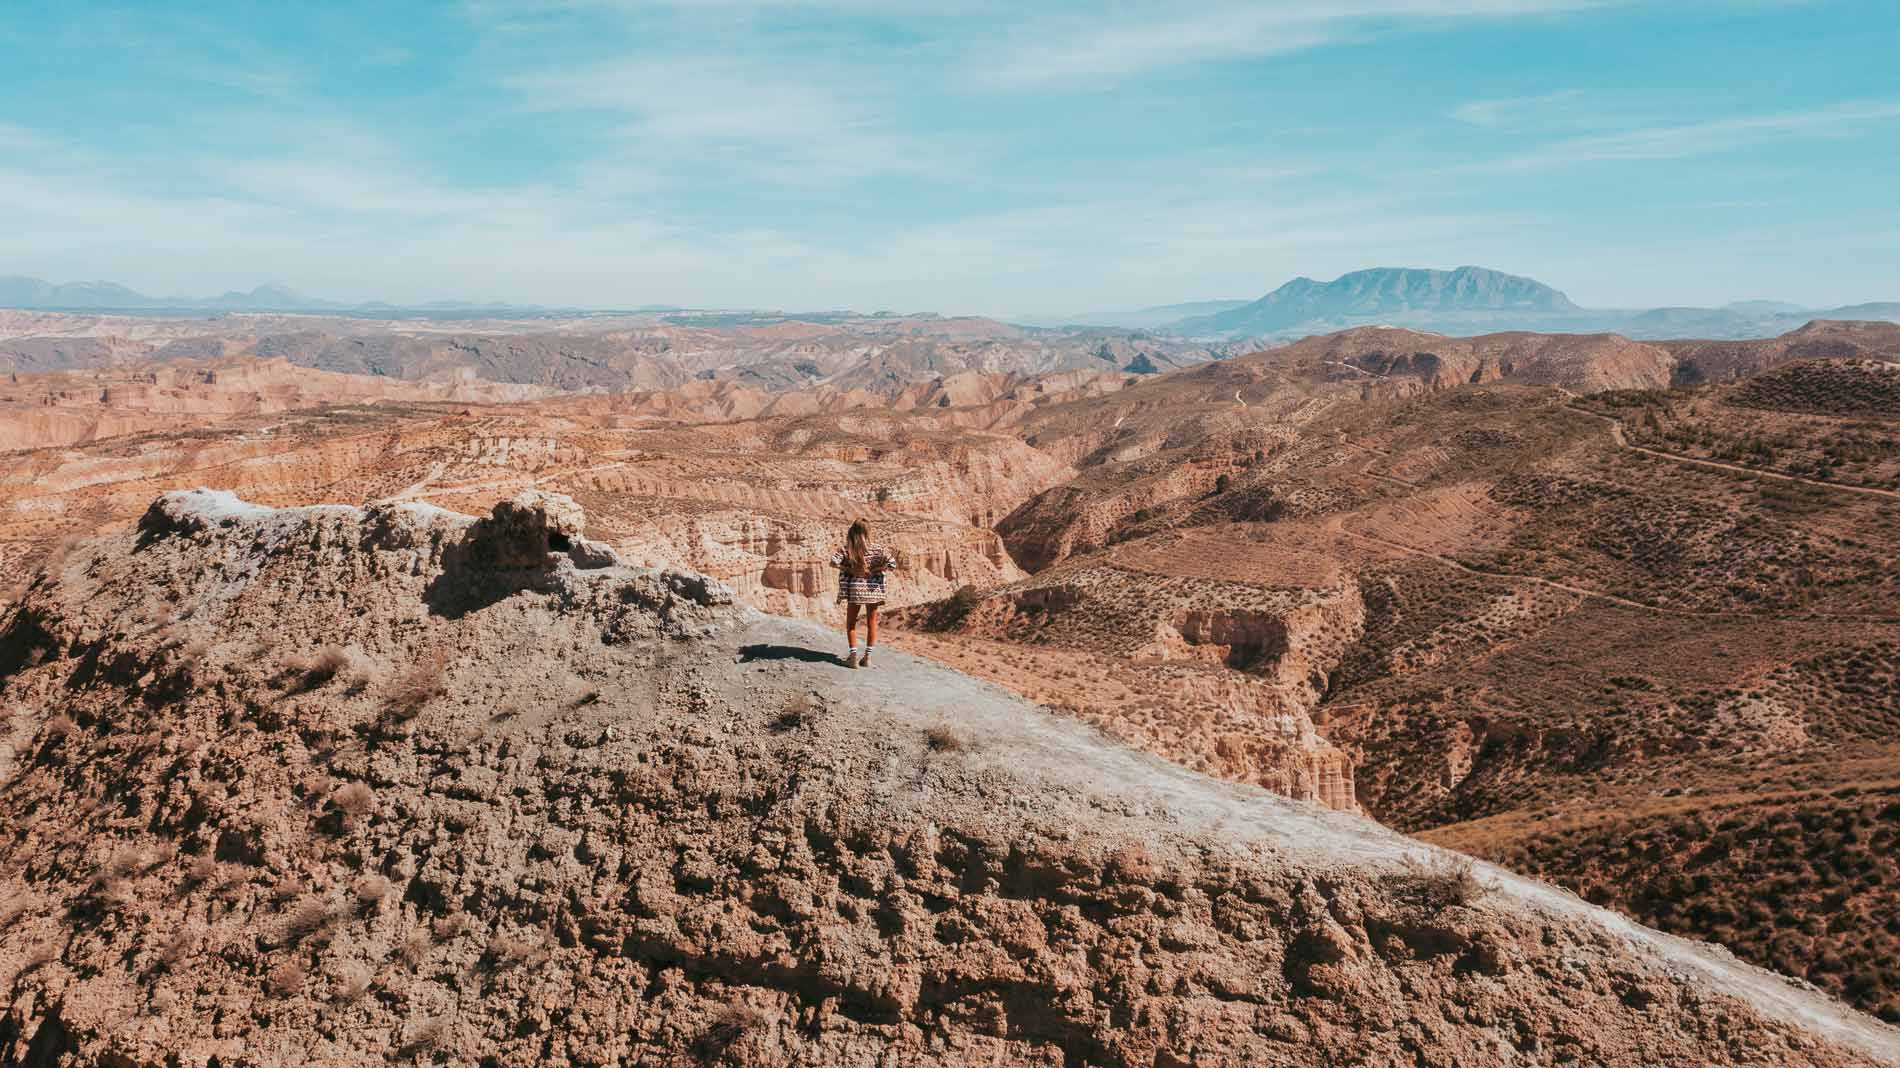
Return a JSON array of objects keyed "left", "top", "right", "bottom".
[
  {"left": 845, "top": 650, "right": 860, "bottom": 668},
  {"left": 859, "top": 648, "right": 873, "bottom": 667}
]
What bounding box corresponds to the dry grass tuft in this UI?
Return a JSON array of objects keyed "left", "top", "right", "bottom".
[
  {"left": 92, "top": 846, "right": 144, "bottom": 903},
  {"left": 332, "top": 782, "right": 375, "bottom": 823},
  {"left": 105, "top": 846, "right": 146, "bottom": 880},
  {"left": 924, "top": 725, "right": 967, "bottom": 753},
  {"left": 771, "top": 693, "right": 816, "bottom": 732},
  {"left": 154, "top": 925, "right": 199, "bottom": 972},
  {"left": 298, "top": 645, "right": 353, "bottom": 688},
  {"left": 333, "top": 961, "right": 373, "bottom": 1002},
  {"left": 44, "top": 714, "right": 77, "bottom": 740},
  {"left": 355, "top": 874, "right": 394, "bottom": 915},
  {"left": 284, "top": 897, "right": 340, "bottom": 945},
  {"left": 402, "top": 1015, "right": 449, "bottom": 1055},
  {"left": 398, "top": 926, "right": 433, "bottom": 968},
  {"left": 1391, "top": 851, "right": 1487, "bottom": 911},
  {"left": 694, "top": 1004, "right": 772, "bottom": 1062},
  {"left": 170, "top": 639, "right": 211, "bottom": 679},
  {"left": 485, "top": 929, "right": 551, "bottom": 971},
  {"left": 385, "top": 650, "right": 448, "bottom": 723},
  {"left": 186, "top": 852, "right": 220, "bottom": 887},
  {"left": 432, "top": 911, "right": 470, "bottom": 941},
  {"left": 266, "top": 957, "right": 307, "bottom": 996}
]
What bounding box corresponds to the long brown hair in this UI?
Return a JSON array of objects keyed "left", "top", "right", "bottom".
[{"left": 844, "top": 519, "right": 870, "bottom": 577}]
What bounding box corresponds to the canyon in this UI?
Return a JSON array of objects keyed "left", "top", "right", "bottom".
[
  {"left": 1, "top": 489, "right": 1895, "bottom": 1066},
  {"left": 3, "top": 315, "right": 1899, "bottom": 1061},
  {"left": 0, "top": 308, "right": 1252, "bottom": 390}
]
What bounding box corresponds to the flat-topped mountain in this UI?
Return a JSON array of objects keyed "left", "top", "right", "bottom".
[{"left": 1177, "top": 267, "right": 1580, "bottom": 337}]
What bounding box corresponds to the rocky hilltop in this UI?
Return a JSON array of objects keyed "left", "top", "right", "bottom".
[{"left": 2, "top": 490, "right": 1897, "bottom": 1066}]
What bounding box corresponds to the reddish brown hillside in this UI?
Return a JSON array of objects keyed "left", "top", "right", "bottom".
[{"left": 1, "top": 490, "right": 1895, "bottom": 1065}]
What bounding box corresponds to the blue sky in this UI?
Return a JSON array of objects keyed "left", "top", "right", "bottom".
[{"left": 2, "top": 1, "right": 1896, "bottom": 316}]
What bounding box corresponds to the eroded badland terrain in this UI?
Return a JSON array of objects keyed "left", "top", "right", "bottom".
[{"left": 3, "top": 309, "right": 1898, "bottom": 1064}]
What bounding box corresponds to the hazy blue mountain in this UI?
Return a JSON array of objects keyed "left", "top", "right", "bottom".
[
  {"left": 1043, "top": 299, "right": 1251, "bottom": 330},
  {"left": 0, "top": 276, "right": 155, "bottom": 309},
  {"left": 1725, "top": 300, "right": 1809, "bottom": 315},
  {"left": 212, "top": 284, "right": 312, "bottom": 309},
  {"left": 0, "top": 275, "right": 557, "bottom": 316},
  {"left": 5, "top": 270, "right": 1895, "bottom": 339},
  {"left": 1623, "top": 306, "right": 1763, "bottom": 336},
  {"left": 1176, "top": 266, "right": 1580, "bottom": 337},
  {"left": 1618, "top": 302, "right": 1900, "bottom": 339},
  {"left": 1815, "top": 302, "right": 1900, "bottom": 321},
  {"left": 1163, "top": 267, "right": 1899, "bottom": 341}
]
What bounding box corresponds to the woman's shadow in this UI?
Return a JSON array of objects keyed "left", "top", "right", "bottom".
[{"left": 738, "top": 643, "right": 849, "bottom": 666}]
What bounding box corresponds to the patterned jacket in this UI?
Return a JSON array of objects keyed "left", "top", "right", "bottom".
[{"left": 831, "top": 545, "right": 897, "bottom": 604}]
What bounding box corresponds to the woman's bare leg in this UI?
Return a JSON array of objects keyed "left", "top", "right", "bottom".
[
  {"left": 865, "top": 605, "right": 879, "bottom": 649},
  {"left": 844, "top": 602, "right": 860, "bottom": 660}
]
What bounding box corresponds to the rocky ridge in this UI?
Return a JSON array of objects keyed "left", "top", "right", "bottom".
[{"left": 2, "top": 490, "right": 1898, "bottom": 1065}]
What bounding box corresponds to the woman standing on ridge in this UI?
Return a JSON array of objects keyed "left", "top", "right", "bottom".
[{"left": 832, "top": 518, "right": 897, "bottom": 668}]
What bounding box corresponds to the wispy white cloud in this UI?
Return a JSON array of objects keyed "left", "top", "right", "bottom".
[
  {"left": 1451, "top": 89, "right": 1586, "bottom": 127},
  {"left": 501, "top": 54, "right": 981, "bottom": 182},
  {"left": 976, "top": 1, "right": 1632, "bottom": 89},
  {"left": 0, "top": 120, "right": 1523, "bottom": 316},
  {"left": 1448, "top": 88, "right": 1732, "bottom": 131},
  {"left": 82, "top": 7, "right": 310, "bottom": 98},
  {"left": 1462, "top": 100, "right": 1900, "bottom": 172},
  {"left": 6, "top": 0, "right": 1892, "bottom": 315}
]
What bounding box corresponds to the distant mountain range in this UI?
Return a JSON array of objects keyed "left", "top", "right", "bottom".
[
  {"left": 8, "top": 268, "right": 1899, "bottom": 342},
  {"left": 0, "top": 276, "right": 561, "bottom": 317},
  {"left": 1151, "top": 267, "right": 1900, "bottom": 342},
  {"left": 1027, "top": 299, "right": 1252, "bottom": 331}
]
